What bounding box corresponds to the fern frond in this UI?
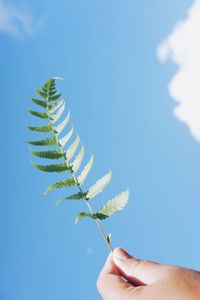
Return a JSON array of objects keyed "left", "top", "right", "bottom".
[
  {"left": 27, "top": 77, "right": 129, "bottom": 252},
  {"left": 86, "top": 170, "right": 112, "bottom": 200}
]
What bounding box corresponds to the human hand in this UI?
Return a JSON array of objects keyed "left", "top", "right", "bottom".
[{"left": 97, "top": 248, "right": 200, "bottom": 300}]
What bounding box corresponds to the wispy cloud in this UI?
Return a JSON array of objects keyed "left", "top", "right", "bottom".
[
  {"left": 157, "top": 0, "right": 200, "bottom": 142},
  {"left": 0, "top": 0, "right": 44, "bottom": 38}
]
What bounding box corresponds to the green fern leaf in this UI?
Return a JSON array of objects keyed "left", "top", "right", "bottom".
[
  {"left": 41, "top": 77, "right": 62, "bottom": 93},
  {"left": 93, "top": 212, "right": 108, "bottom": 220},
  {"left": 28, "top": 77, "right": 129, "bottom": 251},
  {"left": 27, "top": 124, "right": 53, "bottom": 133},
  {"left": 27, "top": 135, "right": 57, "bottom": 146},
  {"left": 31, "top": 98, "right": 47, "bottom": 108},
  {"left": 86, "top": 170, "right": 112, "bottom": 200},
  {"left": 29, "top": 148, "right": 64, "bottom": 160},
  {"left": 55, "top": 192, "right": 86, "bottom": 206},
  {"left": 32, "top": 162, "right": 71, "bottom": 173},
  {"left": 27, "top": 109, "right": 49, "bottom": 119},
  {"left": 77, "top": 154, "right": 94, "bottom": 185},
  {"left": 63, "top": 192, "right": 86, "bottom": 200},
  {"left": 50, "top": 102, "right": 65, "bottom": 123},
  {"left": 48, "top": 93, "right": 62, "bottom": 102},
  {"left": 48, "top": 99, "right": 64, "bottom": 114},
  {"left": 75, "top": 212, "right": 95, "bottom": 224},
  {"left": 48, "top": 90, "right": 58, "bottom": 96},
  {"left": 98, "top": 189, "right": 129, "bottom": 218},
  {"left": 41, "top": 79, "right": 55, "bottom": 91},
  {"left": 35, "top": 89, "right": 47, "bottom": 99},
  {"left": 44, "top": 176, "right": 76, "bottom": 195}
]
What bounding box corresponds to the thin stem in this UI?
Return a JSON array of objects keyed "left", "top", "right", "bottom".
[
  {"left": 46, "top": 91, "right": 113, "bottom": 252},
  {"left": 76, "top": 183, "right": 113, "bottom": 252}
]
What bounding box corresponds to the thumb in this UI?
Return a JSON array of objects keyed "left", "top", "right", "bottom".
[
  {"left": 97, "top": 252, "right": 138, "bottom": 300},
  {"left": 113, "top": 247, "right": 167, "bottom": 286}
]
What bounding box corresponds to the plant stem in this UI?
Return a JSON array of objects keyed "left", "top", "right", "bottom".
[{"left": 76, "top": 183, "right": 113, "bottom": 252}]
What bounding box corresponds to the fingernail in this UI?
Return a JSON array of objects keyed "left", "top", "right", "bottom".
[{"left": 113, "top": 247, "right": 132, "bottom": 261}]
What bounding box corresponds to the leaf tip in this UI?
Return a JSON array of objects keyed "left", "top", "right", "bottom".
[{"left": 53, "top": 76, "right": 64, "bottom": 81}]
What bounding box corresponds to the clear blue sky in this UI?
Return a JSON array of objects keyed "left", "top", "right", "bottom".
[{"left": 1, "top": 0, "right": 200, "bottom": 299}]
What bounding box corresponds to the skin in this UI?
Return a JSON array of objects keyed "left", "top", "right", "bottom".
[{"left": 97, "top": 247, "right": 200, "bottom": 300}]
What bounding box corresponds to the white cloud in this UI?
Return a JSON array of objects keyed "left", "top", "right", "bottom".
[
  {"left": 157, "top": 0, "right": 200, "bottom": 142},
  {"left": 0, "top": 0, "right": 44, "bottom": 38}
]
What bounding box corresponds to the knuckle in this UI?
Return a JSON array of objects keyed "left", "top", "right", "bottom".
[
  {"left": 165, "top": 266, "right": 180, "bottom": 278},
  {"left": 127, "top": 258, "right": 146, "bottom": 276}
]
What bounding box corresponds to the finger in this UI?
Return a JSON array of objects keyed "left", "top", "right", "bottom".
[
  {"left": 113, "top": 247, "right": 168, "bottom": 286},
  {"left": 97, "top": 252, "right": 141, "bottom": 300}
]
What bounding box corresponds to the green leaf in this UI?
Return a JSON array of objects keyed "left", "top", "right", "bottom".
[
  {"left": 35, "top": 89, "right": 47, "bottom": 99},
  {"left": 32, "top": 162, "right": 71, "bottom": 173},
  {"left": 29, "top": 148, "right": 64, "bottom": 160},
  {"left": 75, "top": 212, "right": 95, "bottom": 224},
  {"left": 77, "top": 154, "right": 94, "bottom": 185},
  {"left": 44, "top": 176, "right": 76, "bottom": 195},
  {"left": 86, "top": 170, "right": 112, "bottom": 200},
  {"left": 98, "top": 189, "right": 129, "bottom": 218},
  {"left": 31, "top": 98, "right": 47, "bottom": 108},
  {"left": 27, "top": 124, "right": 53, "bottom": 133},
  {"left": 27, "top": 109, "right": 48, "bottom": 119},
  {"left": 93, "top": 212, "right": 108, "bottom": 220},
  {"left": 63, "top": 192, "right": 86, "bottom": 200},
  {"left": 48, "top": 93, "right": 62, "bottom": 101},
  {"left": 49, "top": 87, "right": 56, "bottom": 92},
  {"left": 55, "top": 192, "right": 86, "bottom": 206},
  {"left": 48, "top": 90, "right": 58, "bottom": 96},
  {"left": 41, "top": 78, "right": 55, "bottom": 91},
  {"left": 27, "top": 135, "right": 57, "bottom": 146},
  {"left": 48, "top": 99, "right": 64, "bottom": 114},
  {"left": 41, "top": 77, "right": 62, "bottom": 93}
]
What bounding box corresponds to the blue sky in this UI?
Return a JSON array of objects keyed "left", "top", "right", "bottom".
[{"left": 1, "top": 0, "right": 200, "bottom": 299}]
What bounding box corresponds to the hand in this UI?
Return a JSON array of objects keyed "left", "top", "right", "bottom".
[{"left": 97, "top": 247, "right": 200, "bottom": 300}]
